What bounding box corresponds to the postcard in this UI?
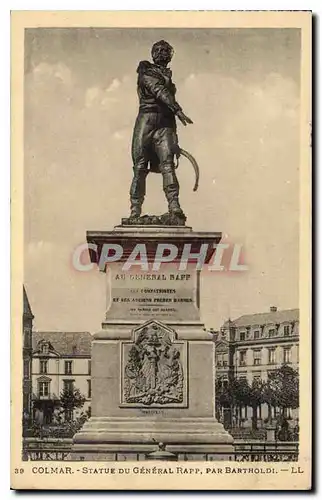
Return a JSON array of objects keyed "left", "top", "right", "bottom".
[{"left": 11, "top": 10, "right": 311, "bottom": 490}]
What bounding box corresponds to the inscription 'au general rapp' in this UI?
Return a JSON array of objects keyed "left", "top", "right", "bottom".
[{"left": 115, "top": 274, "right": 192, "bottom": 281}]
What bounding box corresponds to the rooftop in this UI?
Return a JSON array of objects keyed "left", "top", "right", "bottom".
[
  {"left": 33, "top": 331, "right": 92, "bottom": 356},
  {"left": 23, "top": 286, "right": 34, "bottom": 319},
  {"left": 223, "top": 308, "right": 299, "bottom": 328}
]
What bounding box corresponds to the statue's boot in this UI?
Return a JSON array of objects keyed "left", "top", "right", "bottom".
[
  {"left": 168, "top": 196, "right": 184, "bottom": 216},
  {"left": 129, "top": 199, "right": 143, "bottom": 218},
  {"left": 165, "top": 188, "right": 186, "bottom": 221},
  {"left": 129, "top": 164, "right": 148, "bottom": 218},
  {"left": 162, "top": 164, "right": 185, "bottom": 217}
]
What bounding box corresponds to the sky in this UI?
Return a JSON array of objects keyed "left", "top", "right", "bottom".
[{"left": 24, "top": 28, "right": 301, "bottom": 332}]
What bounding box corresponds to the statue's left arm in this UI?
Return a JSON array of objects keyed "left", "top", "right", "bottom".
[{"left": 141, "top": 72, "right": 183, "bottom": 116}]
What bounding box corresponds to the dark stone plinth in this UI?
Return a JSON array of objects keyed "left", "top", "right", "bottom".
[{"left": 121, "top": 212, "right": 187, "bottom": 226}]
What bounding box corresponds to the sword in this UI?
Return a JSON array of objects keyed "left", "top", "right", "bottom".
[{"left": 175, "top": 148, "right": 200, "bottom": 192}]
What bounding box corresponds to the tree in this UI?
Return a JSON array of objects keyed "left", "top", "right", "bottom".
[
  {"left": 215, "top": 377, "right": 252, "bottom": 427},
  {"left": 263, "top": 364, "right": 299, "bottom": 420},
  {"left": 248, "top": 379, "right": 265, "bottom": 430},
  {"left": 215, "top": 378, "right": 235, "bottom": 426},
  {"left": 215, "top": 377, "right": 266, "bottom": 429},
  {"left": 231, "top": 378, "right": 265, "bottom": 430},
  {"left": 216, "top": 379, "right": 232, "bottom": 407},
  {"left": 59, "top": 387, "right": 86, "bottom": 422},
  {"left": 230, "top": 378, "right": 249, "bottom": 425},
  {"left": 234, "top": 378, "right": 251, "bottom": 407}
]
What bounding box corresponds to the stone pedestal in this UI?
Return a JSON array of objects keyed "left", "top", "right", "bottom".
[{"left": 72, "top": 225, "right": 233, "bottom": 460}]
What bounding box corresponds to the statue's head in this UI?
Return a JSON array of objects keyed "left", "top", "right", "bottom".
[{"left": 151, "top": 40, "right": 174, "bottom": 66}]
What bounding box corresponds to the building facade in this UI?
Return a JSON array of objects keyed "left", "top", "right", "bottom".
[
  {"left": 23, "top": 286, "right": 34, "bottom": 423},
  {"left": 213, "top": 307, "right": 299, "bottom": 426},
  {"left": 32, "top": 332, "right": 92, "bottom": 424}
]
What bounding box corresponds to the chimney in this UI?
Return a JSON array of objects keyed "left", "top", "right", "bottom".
[{"left": 270, "top": 306, "right": 277, "bottom": 312}]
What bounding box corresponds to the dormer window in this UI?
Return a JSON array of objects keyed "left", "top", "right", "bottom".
[
  {"left": 254, "top": 330, "right": 260, "bottom": 339},
  {"left": 40, "top": 342, "right": 49, "bottom": 355},
  {"left": 240, "top": 331, "right": 246, "bottom": 341}
]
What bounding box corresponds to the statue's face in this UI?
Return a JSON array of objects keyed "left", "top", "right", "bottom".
[{"left": 152, "top": 43, "right": 173, "bottom": 66}]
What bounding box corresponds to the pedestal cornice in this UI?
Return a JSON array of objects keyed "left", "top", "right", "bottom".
[{"left": 86, "top": 226, "right": 222, "bottom": 264}]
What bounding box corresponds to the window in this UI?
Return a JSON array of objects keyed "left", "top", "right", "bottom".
[
  {"left": 240, "top": 332, "right": 246, "bottom": 341},
  {"left": 63, "top": 380, "right": 74, "bottom": 393},
  {"left": 41, "top": 342, "right": 49, "bottom": 355},
  {"left": 253, "top": 374, "right": 261, "bottom": 383},
  {"left": 285, "top": 408, "right": 293, "bottom": 419},
  {"left": 257, "top": 405, "right": 262, "bottom": 419},
  {"left": 284, "top": 325, "right": 290, "bottom": 337},
  {"left": 65, "top": 360, "right": 73, "bottom": 375},
  {"left": 223, "top": 360, "right": 228, "bottom": 367},
  {"left": 87, "top": 379, "right": 92, "bottom": 398},
  {"left": 38, "top": 381, "right": 50, "bottom": 397},
  {"left": 238, "top": 374, "right": 247, "bottom": 381},
  {"left": 254, "top": 330, "right": 260, "bottom": 339},
  {"left": 268, "top": 348, "right": 276, "bottom": 364},
  {"left": 239, "top": 350, "right": 247, "bottom": 366},
  {"left": 268, "top": 329, "right": 275, "bottom": 338},
  {"left": 242, "top": 406, "right": 248, "bottom": 419},
  {"left": 272, "top": 406, "right": 279, "bottom": 419},
  {"left": 40, "top": 360, "right": 48, "bottom": 374},
  {"left": 253, "top": 349, "right": 262, "bottom": 365},
  {"left": 23, "top": 359, "right": 30, "bottom": 378},
  {"left": 88, "top": 360, "right": 91, "bottom": 375},
  {"left": 283, "top": 348, "right": 291, "bottom": 364}
]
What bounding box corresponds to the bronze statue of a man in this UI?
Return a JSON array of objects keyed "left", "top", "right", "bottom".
[{"left": 130, "top": 40, "right": 193, "bottom": 221}]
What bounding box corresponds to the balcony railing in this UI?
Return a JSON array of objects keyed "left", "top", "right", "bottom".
[
  {"left": 38, "top": 393, "right": 51, "bottom": 400},
  {"left": 32, "top": 392, "right": 59, "bottom": 401}
]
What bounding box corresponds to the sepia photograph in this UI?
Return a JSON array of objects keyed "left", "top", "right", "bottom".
[{"left": 11, "top": 10, "right": 311, "bottom": 490}]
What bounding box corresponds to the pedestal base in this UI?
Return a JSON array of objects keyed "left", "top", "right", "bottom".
[
  {"left": 71, "top": 417, "right": 234, "bottom": 461},
  {"left": 77, "top": 226, "right": 234, "bottom": 461}
]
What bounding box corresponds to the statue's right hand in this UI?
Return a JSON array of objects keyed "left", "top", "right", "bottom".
[{"left": 177, "top": 110, "right": 193, "bottom": 126}]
